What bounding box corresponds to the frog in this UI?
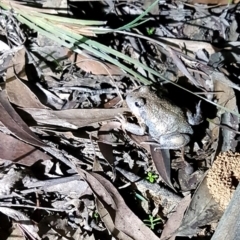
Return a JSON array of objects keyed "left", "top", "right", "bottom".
[{"left": 117, "top": 86, "right": 202, "bottom": 149}]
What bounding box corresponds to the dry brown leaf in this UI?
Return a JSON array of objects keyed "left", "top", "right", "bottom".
[
  {"left": 174, "top": 176, "right": 223, "bottom": 237},
  {"left": 6, "top": 78, "right": 47, "bottom": 109},
  {"left": 2, "top": 0, "right": 59, "bottom": 14},
  {"left": 0, "top": 90, "right": 46, "bottom": 147},
  {"left": 82, "top": 171, "right": 159, "bottom": 240},
  {"left": 68, "top": 51, "right": 123, "bottom": 75},
  {"left": 96, "top": 199, "right": 133, "bottom": 240},
  {"left": 9, "top": 223, "right": 25, "bottom": 240},
  {"left": 6, "top": 47, "right": 26, "bottom": 82},
  {"left": 189, "top": 0, "right": 239, "bottom": 4},
  {"left": 160, "top": 194, "right": 191, "bottom": 240},
  {"left": 104, "top": 96, "right": 122, "bottom": 108},
  {"left": 23, "top": 107, "right": 129, "bottom": 129},
  {"left": 0, "top": 207, "right": 41, "bottom": 240},
  {"left": 214, "top": 78, "right": 236, "bottom": 111},
  {"left": 0, "top": 132, "right": 50, "bottom": 166},
  {"left": 6, "top": 47, "right": 47, "bottom": 108},
  {"left": 54, "top": 22, "right": 97, "bottom": 37},
  {"left": 98, "top": 122, "right": 122, "bottom": 166},
  {"left": 150, "top": 147, "right": 175, "bottom": 191},
  {"left": 159, "top": 37, "right": 220, "bottom": 57},
  {"left": 168, "top": 48, "right": 199, "bottom": 86}
]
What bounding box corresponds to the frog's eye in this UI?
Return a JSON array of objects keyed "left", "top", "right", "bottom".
[{"left": 135, "top": 98, "right": 145, "bottom": 108}]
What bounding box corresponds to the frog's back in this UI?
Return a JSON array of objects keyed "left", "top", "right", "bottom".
[{"left": 141, "top": 94, "right": 193, "bottom": 138}]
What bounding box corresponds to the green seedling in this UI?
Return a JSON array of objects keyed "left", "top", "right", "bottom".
[
  {"left": 134, "top": 191, "right": 148, "bottom": 202},
  {"left": 143, "top": 215, "right": 162, "bottom": 230},
  {"left": 145, "top": 172, "right": 158, "bottom": 183},
  {"left": 147, "top": 27, "right": 155, "bottom": 35},
  {"left": 93, "top": 211, "right": 99, "bottom": 220}
]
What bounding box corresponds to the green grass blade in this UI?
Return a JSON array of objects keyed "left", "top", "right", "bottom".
[{"left": 117, "top": 0, "right": 159, "bottom": 30}]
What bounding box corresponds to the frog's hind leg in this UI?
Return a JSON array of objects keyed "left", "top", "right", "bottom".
[
  {"left": 140, "top": 133, "right": 190, "bottom": 150},
  {"left": 158, "top": 132, "right": 190, "bottom": 150}
]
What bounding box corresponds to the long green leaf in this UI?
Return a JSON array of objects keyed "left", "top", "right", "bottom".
[{"left": 118, "top": 0, "right": 159, "bottom": 30}]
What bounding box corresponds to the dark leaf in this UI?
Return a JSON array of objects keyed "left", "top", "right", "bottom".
[
  {"left": 150, "top": 146, "right": 175, "bottom": 191},
  {"left": 98, "top": 122, "right": 122, "bottom": 166},
  {"left": 0, "top": 90, "right": 46, "bottom": 147},
  {"left": 0, "top": 132, "right": 50, "bottom": 166}
]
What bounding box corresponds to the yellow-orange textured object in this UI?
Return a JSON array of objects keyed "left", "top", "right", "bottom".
[{"left": 207, "top": 151, "right": 240, "bottom": 211}]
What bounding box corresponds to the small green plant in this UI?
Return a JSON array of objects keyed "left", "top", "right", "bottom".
[
  {"left": 146, "top": 27, "right": 155, "bottom": 35},
  {"left": 134, "top": 191, "right": 148, "bottom": 202},
  {"left": 93, "top": 211, "right": 99, "bottom": 220},
  {"left": 144, "top": 215, "right": 162, "bottom": 230},
  {"left": 145, "top": 172, "right": 158, "bottom": 183}
]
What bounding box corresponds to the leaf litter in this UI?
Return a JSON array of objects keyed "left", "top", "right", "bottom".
[{"left": 0, "top": 0, "right": 239, "bottom": 239}]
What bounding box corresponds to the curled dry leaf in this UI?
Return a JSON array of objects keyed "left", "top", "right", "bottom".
[
  {"left": 0, "top": 132, "right": 51, "bottom": 166},
  {"left": 81, "top": 171, "right": 159, "bottom": 240},
  {"left": 0, "top": 90, "right": 46, "bottom": 147},
  {"left": 150, "top": 146, "right": 175, "bottom": 191}
]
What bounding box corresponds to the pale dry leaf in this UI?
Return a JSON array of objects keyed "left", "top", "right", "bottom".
[
  {"left": 175, "top": 176, "right": 223, "bottom": 237},
  {"left": 6, "top": 47, "right": 26, "bottom": 82},
  {"left": 23, "top": 107, "right": 129, "bottom": 129},
  {"left": 8, "top": 223, "right": 25, "bottom": 240},
  {"left": 0, "top": 168, "right": 23, "bottom": 195},
  {"left": 189, "top": 0, "right": 239, "bottom": 4},
  {"left": 0, "top": 207, "right": 41, "bottom": 240},
  {"left": 214, "top": 79, "right": 237, "bottom": 111},
  {"left": 160, "top": 194, "right": 191, "bottom": 240},
  {"left": 54, "top": 22, "right": 97, "bottom": 37},
  {"left": 82, "top": 171, "right": 159, "bottom": 240},
  {"left": 2, "top": 0, "right": 59, "bottom": 14},
  {"left": 159, "top": 37, "right": 219, "bottom": 57},
  {"left": 96, "top": 199, "right": 133, "bottom": 240},
  {"left": 7, "top": 79, "right": 47, "bottom": 108}
]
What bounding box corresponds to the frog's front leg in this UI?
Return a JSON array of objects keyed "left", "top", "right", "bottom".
[
  {"left": 158, "top": 132, "right": 190, "bottom": 149},
  {"left": 116, "top": 114, "right": 146, "bottom": 135},
  {"left": 186, "top": 101, "right": 202, "bottom": 125}
]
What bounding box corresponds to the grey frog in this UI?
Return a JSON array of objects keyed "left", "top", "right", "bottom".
[{"left": 117, "top": 86, "right": 202, "bottom": 149}]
